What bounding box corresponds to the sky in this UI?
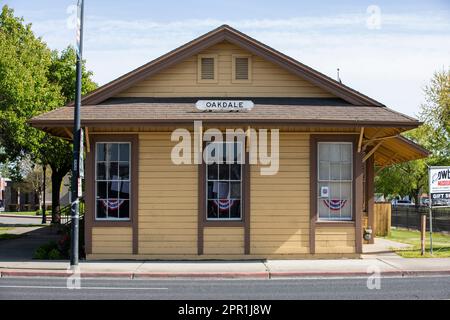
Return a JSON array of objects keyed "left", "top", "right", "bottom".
[{"left": 5, "top": 0, "right": 450, "bottom": 117}]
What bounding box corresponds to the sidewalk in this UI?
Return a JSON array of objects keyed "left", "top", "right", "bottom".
[
  {"left": 0, "top": 236, "right": 449, "bottom": 279},
  {"left": 0, "top": 225, "right": 59, "bottom": 261},
  {"left": 1, "top": 257, "right": 450, "bottom": 279}
]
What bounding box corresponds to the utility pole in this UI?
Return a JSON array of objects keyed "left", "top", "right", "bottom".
[
  {"left": 70, "top": 0, "right": 84, "bottom": 267},
  {"left": 41, "top": 164, "right": 46, "bottom": 224}
]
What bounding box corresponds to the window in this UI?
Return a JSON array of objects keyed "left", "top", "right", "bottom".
[
  {"left": 206, "top": 142, "right": 243, "bottom": 220},
  {"left": 317, "top": 142, "right": 353, "bottom": 220},
  {"left": 232, "top": 55, "right": 252, "bottom": 83},
  {"left": 198, "top": 54, "right": 218, "bottom": 83},
  {"left": 95, "top": 142, "right": 130, "bottom": 220}
]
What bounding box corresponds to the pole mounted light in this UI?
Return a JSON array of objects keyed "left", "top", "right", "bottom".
[{"left": 70, "top": 0, "right": 84, "bottom": 267}]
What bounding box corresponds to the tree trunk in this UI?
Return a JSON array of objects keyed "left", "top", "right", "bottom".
[
  {"left": 51, "top": 172, "right": 64, "bottom": 224},
  {"left": 17, "top": 186, "right": 21, "bottom": 211},
  {"left": 411, "top": 186, "right": 420, "bottom": 208}
]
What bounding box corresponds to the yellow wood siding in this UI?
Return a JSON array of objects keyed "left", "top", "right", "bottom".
[
  {"left": 92, "top": 227, "right": 132, "bottom": 254},
  {"left": 203, "top": 227, "right": 245, "bottom": 255},
  {"left": 88, "top": 130, "right": 361, "bottom": 259},
  {"left": 250, "top": 133, "right": 310, "bottom": 255},
  {"left": 115, "top": 41, "right": 335, "bottom": 98},
  {"left": 138, "top": 133, "right": 198, "bottom": 255},
  {"left": 315, "top": 226, "right": 356, "bottom": 254}
]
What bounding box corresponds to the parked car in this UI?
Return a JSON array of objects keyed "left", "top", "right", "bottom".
[{"left": 391, "top": 199, "right": 415, "bottom": 207}]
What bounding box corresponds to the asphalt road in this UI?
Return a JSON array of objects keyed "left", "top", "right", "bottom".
[{"left": 0, "top": 275, "right": 449, "bottom": 300}]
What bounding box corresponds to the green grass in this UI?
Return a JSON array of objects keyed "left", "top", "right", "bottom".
[
  {"left": 383, "top": 228, "right": 450, "bottom": 258},
  {"left": 0, "top": 227, "right": 21, "bottom": 240},
  {"left": 0, "top": 233, "right": 21, "bottom": 240},
  {"left": 0, "top": 211, "right": 41, "bottom": 217},
  {"left": 0, "top": 210, "right": 52, "bottom": 217}
]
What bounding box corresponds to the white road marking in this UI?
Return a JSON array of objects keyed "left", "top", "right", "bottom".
[{"left": 0, "top": 285, "right": 167, "bottom": 290}]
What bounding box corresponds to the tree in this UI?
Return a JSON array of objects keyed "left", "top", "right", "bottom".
[
  {"left": 0, "top": 5, "right": 97, "bottom": 222},
  {"left": 375, "top": 68, "right": 450, "bottom": 202},
  {"left": 0, "top": 5, "right": 62, "bottom": 161},
  {"left": 419, "top": 68, "right": 450, "bottom": 161},
  {"left": 42, "top": 47, "right": 97, "bottom": 222}
]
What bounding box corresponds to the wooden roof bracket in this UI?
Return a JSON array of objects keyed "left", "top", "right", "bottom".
[
  {"left": 362, "top": 134, "right": 398, "bottom": 149},
  {"left": 85, "top": 127, "right": 90, "bottom": 153},
  {"left": 63, "top": 127, "right": 73, "bottom": 140},
  {"left": 363, "top": 141, "right": 383, "bottom": 162},
  {"left": 357, "top": 127, "right": 364, "bottom": 152}
]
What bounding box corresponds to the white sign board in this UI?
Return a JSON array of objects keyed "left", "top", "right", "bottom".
[
  {"left": 320, "top": 186, "right": 329, "bottom": 198},
  {"left": 195, "top": 100, "right": 254, "bottom": 112},
  {"left": 429, "top": 166, "right": 450, "bottom": 194}
]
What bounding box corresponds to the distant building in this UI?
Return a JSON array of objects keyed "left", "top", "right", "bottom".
[{"left": 0, "top": 175, "right": 70, "bottom": 212}]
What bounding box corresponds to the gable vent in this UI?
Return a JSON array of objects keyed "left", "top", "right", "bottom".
[
  {"left": 235, "top": 57, "right": 249, "bottom": 80},
  {"left": 201, "top": 57, "right": 215, "bottom": 80}
]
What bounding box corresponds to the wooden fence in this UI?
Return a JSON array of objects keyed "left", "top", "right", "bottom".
[{"left": 374, "top": 202, "right": 391, "bottom": 237}]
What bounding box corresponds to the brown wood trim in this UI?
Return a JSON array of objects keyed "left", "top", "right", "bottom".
[
  {"left": 354, "top": 151, "right": 364, "bottom": 253},
  {"left": 366, "top": 154, "right": 375, "bottom": 244},
  {"left": 309, "top": 136, "right": 318, "bottom": 254},
  {"left": 197, "top": 161, "right": 205, "bottom": 255},
  {"left": 198, "top": 140, "right": 250, "bottom": 255},
  {"left": 315, "top": 222, "right": 356, "bottom": 227},
  {"left": 310, "top": 134, "right": 361, "bottom": 255},
  {"left": 244, "top": 150, "right": 251, "bottom": 254},
  {"left": 203, "top": 221, "right": 245, "bottom": 227},
  {"left": 131, "top": 136, "right": 139, "bottom": 254},
  {"left": 85, "top": 134, "right": 139, "bottom": 255},
  {"left": 85, "top": 145, "right": 93, "bottom": 254}
]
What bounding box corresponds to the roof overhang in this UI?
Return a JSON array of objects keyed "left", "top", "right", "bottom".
[{"left": 373, "top": 135, "right": 429, "bottom": 167}]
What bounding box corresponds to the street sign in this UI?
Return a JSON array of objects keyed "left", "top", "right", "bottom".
[
  {"left": 195, "top": 100, "right": 254, "bottom": 112},
  {"left": 429, "top": 166, "right": 450, "bottom": 197},
  {"left": 427, "top": 166, "right": 450, "bottom": 255}
]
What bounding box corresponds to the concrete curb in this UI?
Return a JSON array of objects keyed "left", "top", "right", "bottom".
[
  {"left": 269, "top": 270, "right": 450, "bottom": 278},
  {"left": 1, "top": 269, "right": 449, "bottom": 279},
  {"left": 133, "top": 272, "right": 269, "bottom": 279}
]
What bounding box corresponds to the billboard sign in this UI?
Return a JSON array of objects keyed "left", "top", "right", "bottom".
[{"left": 429, "top": 166, "right": 450, "bottom": 205}]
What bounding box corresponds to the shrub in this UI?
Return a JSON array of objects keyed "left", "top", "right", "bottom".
[
  {"left": 33, "top": 246, "right": 49, "bottom": 260},
  {"left": 33, "top": 241, "right": 58, "bottom": 260},
  {"left": 48, "top": 248, "right": 63, "bottom": 260}
]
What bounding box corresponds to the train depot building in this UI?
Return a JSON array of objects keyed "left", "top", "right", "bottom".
[{"left": 30, "top": 25, "right": 428, "bottom": 259}]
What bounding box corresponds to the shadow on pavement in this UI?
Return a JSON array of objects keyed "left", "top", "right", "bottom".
[{"left": 0, "top": 225, "right": 62, "bottom": 262}]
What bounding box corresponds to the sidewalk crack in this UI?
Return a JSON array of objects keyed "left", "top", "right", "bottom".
[
  {"left": 376, "top": 257, "right": 403, "bottom": 272},
  {"left": 132, "top": 261, "right": 145, "bottom": 279},
  {"left": 261, "top": 260, "right": 271, "bottom": 279}
]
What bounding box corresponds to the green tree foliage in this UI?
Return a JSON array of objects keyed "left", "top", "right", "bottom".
[
  {"left": 375, "top": 68, "right": 450, "bottom": 203},
  {"left": 0, "top": 5, "right": 97, "bottom": 221},
  {"left": 49, "top": 46, "right": 98, "bottom": 103},
  {"left": 0, "top": 5, "right": 62, "bottom": 161},
  {"left": 419, "top": 68, "right": 450, "bottom": 161},
  {"left": 43, "top": 47, "right": 97, "bottom": 221}
]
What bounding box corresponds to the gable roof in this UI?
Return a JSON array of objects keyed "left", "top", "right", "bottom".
[{"left": 79, "top": 25, "right": 385, "bottom": 106}]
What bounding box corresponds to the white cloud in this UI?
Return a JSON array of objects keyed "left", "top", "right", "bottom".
[{"left": 27, "top": 12, "right": 450, "bottom": 117}]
